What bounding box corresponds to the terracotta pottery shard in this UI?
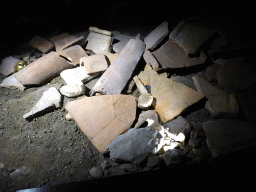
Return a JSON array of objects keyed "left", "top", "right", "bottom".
[
  {"left": 144, "top": 21, "right": 169, "bottom": 51},
  {"left": 202, "top": 119, "right": 256, "bottom": 158},
  {"left": 91, "top": 35, "right": 145, "bottom": 95},
  {"left": 59, "top": 45, "right": 88, "bottom": 66},
  {"left": 143, "top": 50, "right": 160, "bottom": 70},
  {"left": 80, "top": 53, "right": 108, "bottom": 75},
  {"left": 28, "top": 36, "right": 54, "bottom": 53},
  {"left": 0, "top": 56, "right": 19, "bottom": 76},
  {"left": 169, "top": 21, "right": 216, "bottom": 56},
  {"left": 14, "top": 51, "right": 72, "bottom": 86},
  {"left": 150, "top": 73, "right": 204, "bottom": 123},
  {"left": 152, "top": 39, "right": 206, "bottom": 69},
  {"left": 49, "top": 33, "right": 77, "bottom": 52},
  {"left": 58, "top": 36, "right": 85, "bottom": 52},
  {"left": 65, "top": 95, "right": 136, "bottom": 153}
]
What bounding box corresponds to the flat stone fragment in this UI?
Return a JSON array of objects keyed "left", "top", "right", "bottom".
[
  {"left": 50, "top": 33, "right": 77, "bottom": 52},
  {"left": 58, "top": 36, "right": 85, "bottom": 52},
  {"left": 65, "top": 95, "right": 136, "bottom": 153},
  {"left": 152, "top": 39, "right": 207, "bottom": 69},
  {"left": 86, "top": 27, "right": 113, "bottom": 54},
  {"left": 143, "top": 50, "right": 160, "bottom": 70},
  {"left": 109, "top": 127, "right": 164, "bottom": 161},
  {"left": 163, "top": 116, "right": 191, "bottom": 136},
  {"left": 91, "top": 35, "right": 145, "bottom": 95},
  {"left": 59, "top": 45, "right": 88, "bottom": 66},
  {"left": 0, "top": 56, "right": 19, "bottom": 76},
  {"left": 202, "top": 119, "right": 256, "bottom": 158},
  {"left": 171, "top": 76, "right": 197, "bottom": 91},
  {"left": 169, "top": 21, "right": 216, "bottom": 56},
  {"left": 23, "top": 87, "right": 62, "bottom": 119},
  {"left": 13, "top": 51, "right": 72, "bottom": 86},
  {"left": 144, "top": 21, "right": 169, "bottom": 51},
  {"left": 192, "top": 75, "right": 239, "bottom": 117},
  {"left": 112, "top": 31, "right": 135, "bottom": 53},
  {"left": 150, "top": 71, "right": 204, "bottom": 123},
  {"left": 80, "top": 53, "right": 108, "bottom": 74},
  {"left": 28, "top": 36, "right": 54, "bottom": 53}
]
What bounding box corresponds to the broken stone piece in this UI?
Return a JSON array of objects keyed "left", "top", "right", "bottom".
[
  {"left": 104, "top": 52, "right": 119, "bottom": 64},
  {"left": 50, "top": 33, "right": 77, "bottom": 52},
  {"left": 59, "top": 45, "right": 88, "bottom": 66},
  {"left": 28, "top": 36, "right": 54, "bottom": 53},
  {"left": 204, "top": 64, "right": 221, "bottom": 83},
  {"left": 65, "top": 95, "right": 136, "bottom": 153},
  {"left": 0, "top": 75, "right": 25, "bottom": 91},
  {"left": 80, "top": 53, "right": 108, "bottom": 75},
  {"left": 23, "top": 87, "right": 62, "bottom": 119},
  {"left": 169, "top": 21, "right": 216, "bottom": 56},
  {"left": 202, "top": 119, "right": 256, "bottom": 158},
  {"left": 163, "top": 149, "right": 183, "bottom": 165},
  {"left": 60, "top": 66, "right": 98, "bottom": 86},
  {"left": 192, "top": 75, "right": 239, "bottom": 117},
  {"left": 86, "top": 27, "right": 113, "bottom": 54},
  {"left": 13, "top": 51, "right": 72, "bottom": 86},
  {"left": 0, "top": 56, "right": 19, "bottom": 76},
  {"left": 91, "top": 35, "right": 145, "bottom": 95},
  {"left": 152, "top": 39, "right": 207, "bottom": 69},
  {"left": 109, "top": 127, "right": 164, "bottom": 162},
  {"left": 112, "top": 31, "right": 135, "bottom": 53},
  {"left": 163, "top": 116, "right": 191, "bottom": 136},
  {"left": 134, "top": 110, "right": 160, "bottom": 130},
  {"left": 60, "top": 84, "right": 86, "bottom": 98},
  {"left": 144, "top": 21, "right": 169, "bottom": 51},
  {"left": 138, "top": 64, "right": 161, "bottom": 86},
  {"left": 143, "top": 50, "right": 160, "bottom": 70},
  {"left": 146, "top": 67, "right": 204, "bottom": 123},
  {"left": 171, "top": 76, "right": 197, "bottom": 91},
  {"left": 58, "top": 36, "right": 85, "bottom": 52},
  {"left": 138, "top": 94, "right": 154, "bottom": 109},
  {"left": 133, "top": 75, "right": 149, "bottom": 95}
]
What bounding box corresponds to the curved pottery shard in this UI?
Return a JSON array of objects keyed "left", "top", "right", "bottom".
[
  {"left": 65, "top": 95, "right": 136, "bottom": 153},
  {"left": 14, "top": 51, "right": 72, "bottom": 86}
]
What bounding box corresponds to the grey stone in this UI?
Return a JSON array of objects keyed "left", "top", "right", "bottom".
[
  {"left": 112, "top": 31, "right": 135, "bottom": 53},
  {"left": 147, "top": 156, "right": 161, "bottom": 168},
  {"left": 132, "top": 153, "right": 150, "bottom": 166},
  {"left": 163, "top": 116, "right": 191, "bottom": 136},
  {"left": 109, "top": 127, "right": 164, "bottom": 162},
  {"left": 163, "top": 149, "right": 183, "bottom": 166},
  {"left": 188, "top": 138, "right": 201, "bottom": 148},
  {"left": 23, "top": 87, "right": 62, "bottom": 119},
  {"left": 89, "top": 166, "right": 103, "bottom": 178},
  {"left": 120, "top": 164, "right": 140, "bottom": 172},
  {"left": 10, "top": 167, "right": 28, "bottom": 179}
]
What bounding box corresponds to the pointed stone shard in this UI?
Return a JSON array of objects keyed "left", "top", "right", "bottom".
[
  {"left": 86, "top": 27, "right": 113, "bottom": 54},
  {"left": 152, "top": 39, "right": 207, "bottom": 69},
  {"left": 202, "top": 119, "right": 256, "bottom": 158},
  {"left": 0, "top": 56, "right": 19, "bottom": 76},
  {"left": 59, "top": 45, "right": 88, "bottom": 66},
  {"left": 90, "top": 35, "right": 145, "bottom": 95},
  {"left": 169, "top": 21, "right": 216, "bottom": 56},
  {"left": 28, "top": 36, "right": 54, "bottom": 53},
  {"left": 13, "top": 51, "right": 72, "bottom": 86},
  {"left": 23, "top": 87, "right": 62, "bottom": 119},
  {"left": 192, "top": 75, "right": 239, "bottom": 117},
  {"left": 109, "top": 127, "right": 164, "bottom": 161},
  {"left": 150, "top": 71, "right": 204, "bottom": 123},
  {"left": 80, "top": 53, "right": 108, "bottom": 75},
  {"left": 144, "top": 21, "right": 169, "bottom": 51},
  {"left": 65, "top": 95, "right": 136, "bottom": 153}
]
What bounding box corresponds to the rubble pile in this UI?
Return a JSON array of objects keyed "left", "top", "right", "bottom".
[{"left": 1, "top": 19, "right": 256, "bottom": 171}]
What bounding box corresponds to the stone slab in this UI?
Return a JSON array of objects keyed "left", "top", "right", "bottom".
[
  {"left": 59, "top": 45, "right": 88, "bottom": 66},
  {"left": 65, "top": 95, "right": 136, "bottom": 153},
  {"left": 91, "top": 35, "right": 145, "bottom": 95},
  {"left": 202, "top": 119, "right": 256, "bottom": 158},
  {"left": 163, "top": 116, "right": 191, "bottom": 136},
  {"left": 112, "top": 31, "right": 135, "bottom": 53},
  {"left": 152, "top": 39, "right": 206, "bottom": 69},
  {"left": 0, "top": 56, "right": 19, "bottom": 76},
  {"left": 143, "top": 49, "right": 160, "bottom": 70},
  {"left": 28, "top": 36, "right": 54, "bottom": 53},
  {"left": 144, "top": 21, "right": 169, "bottom": 51},
  {"left": 80, "top": 53, "right": 108, "bottom": 75},
  {"left": 49, "top": 33, "right": 77, "bottom": 52}
]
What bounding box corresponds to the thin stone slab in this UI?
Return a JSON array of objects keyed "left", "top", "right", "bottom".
[
  {"left": 143, "top": 50, "right": 160, "bottom": 70},
  {"left": 0, "top": 56, "right": 19, "bottom": 76},
  {"left": 144, "top": 21, "right": 169, "bottom": 51},
  {"left": 28, "top": 36, "right": 54, "bottom": 53},
  {"left": 49, "top": 33, "right": 77, "bottom": 52},
  {"left": 90, "top": 35, "right": 145, "bottom": 95},
  {"left": 202, "top": 119, "right": 256, "bottom": 158},
  {"left": 112, "top": 31, "right": 135, "bottom": 53},
  {"left": 80, "top": 53, "right": 108, "bottom": 75},
  {"left": 152, "top": 39, "right": 207, "bottom": 69},
  {"left": 59, "top": 45, "right": 88, "bottom": 66},
  {"left": 65, "top": 95, "right": 136, "bottom": 153},
  {"left": 192, "top": 75, "right": 239, "bottom": 117},
  {"left": 169, "top": 21, "right": 216, "bottom": 56}
]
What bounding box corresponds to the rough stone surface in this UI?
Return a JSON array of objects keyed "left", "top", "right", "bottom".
[
  {"left": 163, "top": 116, "right": 191, "bottom": 136},
  {"left": 89, "top": 166, "right": 103, "bottom": 178},
  {"left": 109, "top": 127, "right": 164, "bottom": 162},
  {"left": 202, "top": 119, "right": 256, "bottom": 158},
  {"left": 147, "top": 156, "right": 161, "bottom": 168},
  {"left": 192, "top": 75, "right": 239, "bottom": 117},
  {"left": 0, "top": 56, "right": 19, "bottom": 76},
  {"left": 29, "top": 36, "right": 54, "bottom": 53},
  {"left": 80, "top": 53, "right": 108, "bottom": 74},
  {"left": 0, "top": 75, "right": 25, "bottom": 91},
  {"left": 60, "top": 84, "right": 86, "bottom": 97},
  {"left": 23, "top": 87, "right": 62, "bottom": 119},
  {"left": 144, "top": 21, "right": 169, "bottom": 51},
  {"left": 65, "top": 95, "right": 136, "bottom": 153},
  {"left": 163, "top": 149, "right": 183, "bottom": 166},
  {"left": 205, "top": 64, "right": 221, "bottom": 82}
]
